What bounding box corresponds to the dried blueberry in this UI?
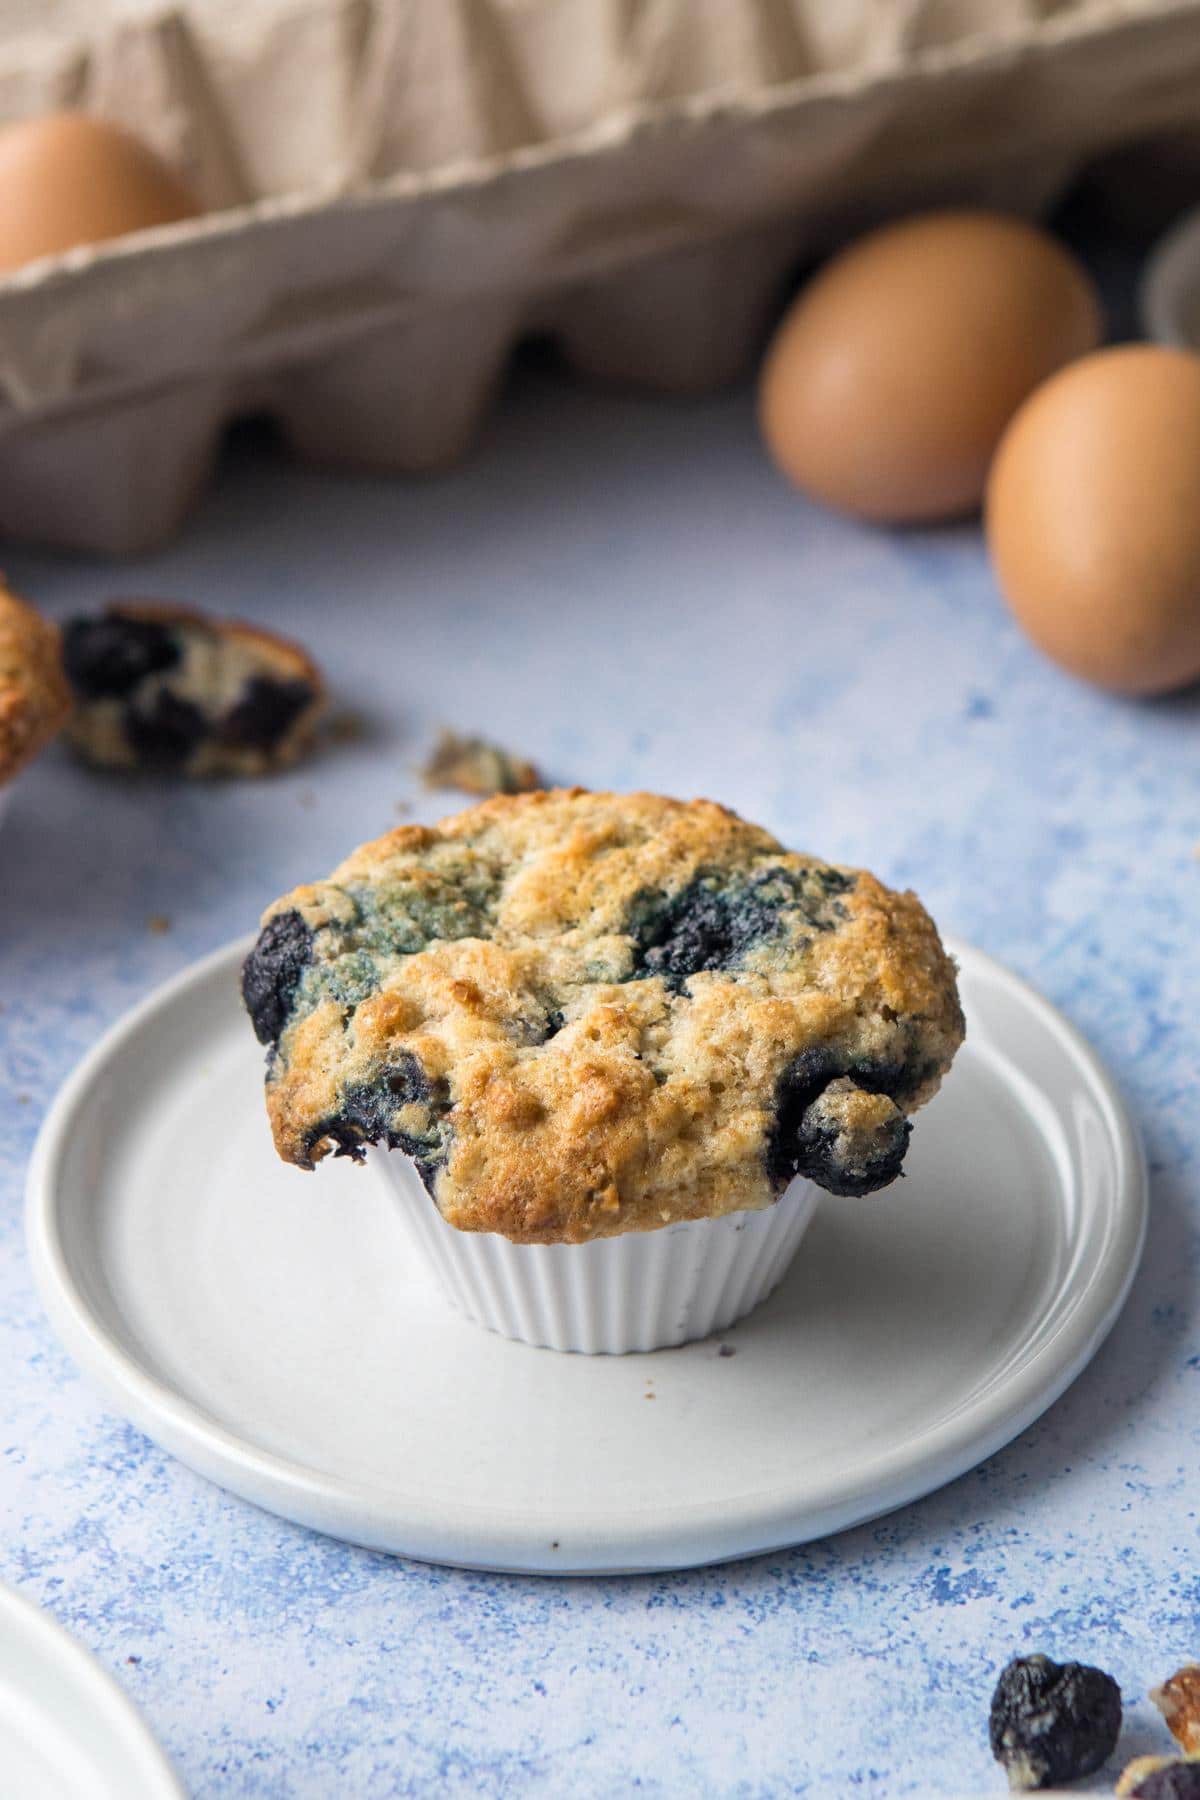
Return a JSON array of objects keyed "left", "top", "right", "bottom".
[
  {"left": 125, "top": 690, "right": 208, "bottom": 768},
  {"left": 62, "top": 614, "right": 180, "bottom": 699},
  {"left": 1129, "top": 1767, "right": 1200, "bottom": 1799},
  {"left": 241, "top": 911, "right": 314, "bottom": 1046},
  {"left": 989, "top": 1654, "right": 1122, "bottom": 1790},
  {"left": 221, "top": 677, "right": 316, "bottom": 751}
]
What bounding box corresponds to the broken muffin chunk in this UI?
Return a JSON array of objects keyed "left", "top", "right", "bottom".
[
  {"left": 1154, "top": 1667, "right": 1200, "bottom": 1757},
  {"left": 0, "top": 580, "right": 71, "bottom": 784},
  {"left": 62, "top": 601, "right": 324, "bottom": 777},
  {"left": 243, "top": 789, "right": 963, "bottom": 1244}
]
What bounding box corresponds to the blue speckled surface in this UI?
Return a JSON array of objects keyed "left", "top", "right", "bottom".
[{"left": 1, "top": 359, "right": 1197, "bottom": 1799}]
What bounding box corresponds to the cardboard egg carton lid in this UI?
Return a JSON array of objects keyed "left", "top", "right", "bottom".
[{"left": 2, "top": 0, "right": 1199, "bottom": 554}]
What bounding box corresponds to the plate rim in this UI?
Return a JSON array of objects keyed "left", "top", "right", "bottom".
[
  {"left": 0, "top": 1577, "right": 183, "bottom": 1798},
  {"left": 25, "top": 933, "right": 1148, "bottom": 1575}
]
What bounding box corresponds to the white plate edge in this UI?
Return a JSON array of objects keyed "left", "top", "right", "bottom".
[{"left": 0, "top": 1579, "right": 184, "bottom": 1799}]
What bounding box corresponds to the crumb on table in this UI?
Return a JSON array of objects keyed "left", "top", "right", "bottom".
[
  {"left": 61, "top": 601, "right": 325, "bottom": 780},
  {"left": 1154, "top": 1667, "right": 1200, "bottom": 1755},
  {"left": 420, "top": 728, "right": 542, "bottom": 797},
  {"left": 328, "top": 711, "right": 366, "bottom": 746}
]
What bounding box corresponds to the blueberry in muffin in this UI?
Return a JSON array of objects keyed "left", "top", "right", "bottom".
[
  {"left": 62, "top": 601, "right": 324, "bottom": 777},
  {"left": 243, "top": 790, "right": 964, "bottom": 1244},
  {"left": 0, "top": 580, "right": 71, "bottom": 784}
]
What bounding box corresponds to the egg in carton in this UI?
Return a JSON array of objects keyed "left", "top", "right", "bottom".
[{"left": 1, "top": 0, "right": 1200, "bottom": 555}]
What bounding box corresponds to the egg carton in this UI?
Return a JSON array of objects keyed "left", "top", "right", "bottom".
[{"left": 2, "top": 0, "right": 1200, "bottom": 555}]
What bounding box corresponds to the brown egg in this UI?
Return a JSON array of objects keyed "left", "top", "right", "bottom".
[
  {"left": 758, "top": 210, "right": 1102, "bottom": 524},
  {"left": 986, "top": 344, "right": 1200, "bottom": 696},
  {"left": 0, "top": 111, "right": 199, "bottom": 274}
]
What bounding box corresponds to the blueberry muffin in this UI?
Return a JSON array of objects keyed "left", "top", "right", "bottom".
[
  {"left": 62, "top": 601, "right": 325, "bottom": 777},
  {"left": 0, "top": 581, "right": 71, "bottom": 783},
  {"left": 244, "top": 790, "right": 963, "bottom": 1245}
]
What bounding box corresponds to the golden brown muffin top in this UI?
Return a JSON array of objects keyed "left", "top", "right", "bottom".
[{"left": 243, "top": 789, "right": 964, "bottom": 1243}]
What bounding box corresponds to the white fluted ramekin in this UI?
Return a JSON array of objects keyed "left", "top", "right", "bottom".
[{"left": 370, "top": 1149, "right": 819, "bottom": 1354}]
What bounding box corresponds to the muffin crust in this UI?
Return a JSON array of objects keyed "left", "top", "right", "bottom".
[{"left": 244, "top": 790, "right": 964, "bottom": 1243}]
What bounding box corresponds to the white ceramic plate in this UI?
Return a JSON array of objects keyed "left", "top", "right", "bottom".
[
  {"left": 27, "top": 936, "right": 1146, "bottom": 1576},
  {"left": 0, "top": 1580, "right": 182, "bottom": 1800}
]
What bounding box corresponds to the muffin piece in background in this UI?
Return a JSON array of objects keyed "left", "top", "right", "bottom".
[
  {"left": 989, "top": 1653, "right": 1122, "bottom": 1791},
  {"left": 62, "top": 601, "right": 325, "bottom": 778},
  {"left": 0, "top": 580, "right": 71, "bottom": 785}
]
